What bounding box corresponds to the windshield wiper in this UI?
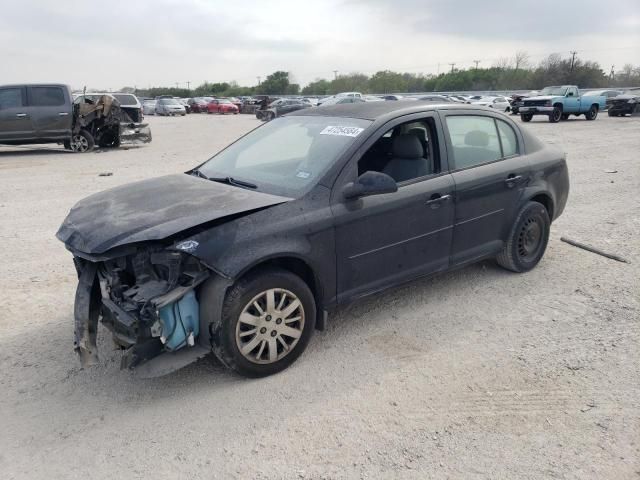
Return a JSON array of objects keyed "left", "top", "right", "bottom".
[
  {"left": 190, "top": 169, "right": 208, "bottom": 179},
  {"left": 209, "top": 176, "right": 258, "bottom": 189}
]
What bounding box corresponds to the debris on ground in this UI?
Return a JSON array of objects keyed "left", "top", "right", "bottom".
[{"left": 560, "top": 237, "right": 630, "bottom": 263}]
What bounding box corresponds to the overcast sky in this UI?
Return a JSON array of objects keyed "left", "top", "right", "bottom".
[{"left": 2, "top": 0, "right": 639, "bottom": 90}]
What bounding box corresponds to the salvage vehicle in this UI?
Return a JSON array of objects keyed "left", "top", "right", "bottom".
[
  {"left": 188, "top": 97, "right": 212, "bottom": 113},
  {"left": 519, "top": 85, "right": 606, "bottom": 122},
  {"left": 0, "top": 84, "right": 151, "bottom": 152},
  {"left": 57, "top": 102, "right": 569, "bottom": 378},
  {"left": 142, "top": 100, "right": 157, "bottom": 115},
  {"left": 472, "top": 96, "right": 511, "bottom": 112},
  {"left": 155, "top": 98, "right": 186, "bottom": 116},
  {"left": 607, "top": 93, "right": 639, "bottom": 116},
  {"left": 256, "top": 98, "right": 310, "bottom": 120},
  {"left": 207, "top": 98, "right": 239, "bottom": 114}
]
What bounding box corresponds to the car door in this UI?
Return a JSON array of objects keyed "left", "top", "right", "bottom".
[
  {"left": 0, "top": 86, "right": 32, "bottom": 141},
  {"left": 27, "top": 85, "right": 72, "bottom": 139},
  {"left": 564, "top": 87, "right": 580, "bottom": 113},
  {"left": 332, "top": 113, "right": 455, "bottom": 301},
  {"left": 441, "top": 112, "right": 531, "bottom": 266}
]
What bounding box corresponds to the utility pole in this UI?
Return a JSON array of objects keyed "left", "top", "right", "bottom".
[
  {"left": 175, "top": 82, "right": 179, "bottom": 89},
  {"left": 473, "top": 60, "right": 480, "bottom": 70},
  {"left": 186, "top": 81, "right": 190, "bottom": 92},
  {"left": 610, "top": 65, "right": 615, "bottom": 81},
  {"left": 257, "top": 76, "right": 261, "bottom": 85},
  {"left": 333, "top": 70, "right": 338, "bottom": 80},
  {"left": 569, "top": 51, "right": 577, "bottom": 71},
  {"left": 449, "top": 63, "right": 456, "bottom": 73}
]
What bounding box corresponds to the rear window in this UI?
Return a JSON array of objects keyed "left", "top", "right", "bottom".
[
  {"left": 113, "top": 94, "right": 138, "bottom": 106},
  {"left": 31, "top": 87, "right": 65, "bottom": 106},
  {"left": 0, "top": 88, "right": 23, "bottom": 108}
]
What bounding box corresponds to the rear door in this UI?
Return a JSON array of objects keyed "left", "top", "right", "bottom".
[
  {"left": 27, "top": 85, "right": 72, "bottom": 139},
  {"left": 441, "top": 112, "right": 531, "bottom": 265},
  {"left": 0, "top": 86, "right": 31, "bottom": 141}
]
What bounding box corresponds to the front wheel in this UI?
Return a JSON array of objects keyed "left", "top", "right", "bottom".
[
  {"left": 69, "top": 130, "right": 95, "bottom": 153},
  {"left": 208, "top": 268, "right": 316, "bottom": 377},
  {"left": 496, "top": 201, "right": 550, "bottom": 273},
  {"left": 549, "top": 106, "right": 562, "bottom": 123},
  {"left": 520, "top": 113, "right": 532, "bottom": 122},
  {"left": 585, "top": 105, "right": 598, "bottom": 120}
]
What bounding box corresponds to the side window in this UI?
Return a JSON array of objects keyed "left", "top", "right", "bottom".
[
  {"left": 496, "top": 120, "right": 519, "bottom": 157},
  {"left": 357, "top": 118, "right": 439, "bottom": 183},
  {"left": 30, "top": 87, "right": 65, "bottom": 106},
  {"left": 446, "top": 116, "right": 501, "bottom": 169},
  {"left": 0, "top": 88, "right": 23, "bottom": 109}
]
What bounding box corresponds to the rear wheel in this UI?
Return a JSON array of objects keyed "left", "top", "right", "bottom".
[
  {"left": 585, "top": 105, "right": 598, "bottom": 120},
  {"left": 496, "top": 201, "right": 550, "bottom": 273},
  {"left": 520, "top": 113, "right": 532, "bottom": 122},
  {"left": 549, "top": 106, "right": 562, "bottom": 123},
  {"left": 208, "top": 268, "right": 316, "bottom": 377}
]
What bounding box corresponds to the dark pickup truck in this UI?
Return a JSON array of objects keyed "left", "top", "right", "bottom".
[{"left": 0, "top": 83, "right": 151, "bottom": 152}]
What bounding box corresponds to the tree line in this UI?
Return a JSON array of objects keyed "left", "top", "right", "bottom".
[{"left": 130, "top": 52, "right": 640, "bottom": 98}]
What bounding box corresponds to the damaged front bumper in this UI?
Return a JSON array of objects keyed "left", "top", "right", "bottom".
[{"left": 72, "top": 246, "right": 211, "bottom": 372}]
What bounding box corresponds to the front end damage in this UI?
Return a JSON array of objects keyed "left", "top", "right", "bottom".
[
  {"left": 75, "top": 95, "right": 152, "bottom": 147},
  {"left": 72, "top": 246, "right": 211, "bottom": 372}
]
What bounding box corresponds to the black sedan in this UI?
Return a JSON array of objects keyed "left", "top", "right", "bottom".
[
  {"left": 607, "top": 94, "right": 639, "bottom": 117},
  {"left": 57, "top": 102, "right": 569, "bottom": 378},
  {"left": 256, "top": 98, "right": 311, "bottom": 121}
]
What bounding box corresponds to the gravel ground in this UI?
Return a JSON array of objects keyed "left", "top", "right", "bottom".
[{"left": 0, "top": 112, "right": 638, "bottom": 479}]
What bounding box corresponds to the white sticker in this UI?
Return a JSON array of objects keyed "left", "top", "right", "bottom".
[
  {"left": 320, "top": 126, "right": 365, "bottom": 137},
  {"left": 296, "top": 171, "right": 311, "bottom": 179}
]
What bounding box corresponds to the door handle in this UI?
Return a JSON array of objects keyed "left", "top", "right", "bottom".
[
  {"left": 504, "top": 175, "right": 523, "bottom": 187},
  {"left": 426, "top": 194, "right": 451, "bottom": 206},
  {"left": 58, "top": 112, "right": 69, "bottom": 116},
  {"left": 16, "top": 113, "right": 28, "bottom": 118}
]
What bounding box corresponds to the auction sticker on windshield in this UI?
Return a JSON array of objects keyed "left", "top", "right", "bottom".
[{"left": 320, "top": 126, "right": 365, "bottom": 137}]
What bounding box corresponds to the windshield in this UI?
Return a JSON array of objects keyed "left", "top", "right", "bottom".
[
  {"left": 197, "top": 116, "right": 372, "bottom": 197},
  {"left": 159, "top": 98, "right": 180, "bottom": 105},
  {"left": 539, "top": 87, "right": 568, "bottom": 96},
  {"left": 218, "top": 99, "right": 232, "bottom": 104},
  {"left": 113, "top": 94, "right": 138, "bottom": 106}
]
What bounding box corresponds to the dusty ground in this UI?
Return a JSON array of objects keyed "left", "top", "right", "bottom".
[{"left": 0, "top": 111, "right": 638, "bottom": 479}]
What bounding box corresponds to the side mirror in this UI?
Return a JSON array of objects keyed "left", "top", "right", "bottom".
[{"left": 342, "top": 171, "right": 398, "bottom": 200}]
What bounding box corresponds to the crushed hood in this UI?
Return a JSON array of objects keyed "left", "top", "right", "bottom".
[{"left": 57, "top": 174, "right": 290, "bottom": 254}]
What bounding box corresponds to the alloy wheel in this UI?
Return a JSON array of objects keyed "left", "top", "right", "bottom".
[
  {"left": 235, "top": 288, "right": 305, "bottom": 364},
  {"left": 70, "top": 134, "right": 90, "bottom": 152}
]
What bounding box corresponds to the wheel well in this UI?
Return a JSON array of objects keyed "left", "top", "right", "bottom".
[
  {"left": 530, "top": 194, "right": 554, "bottom": 220},
  {"left": 240, "top": 257, "right": 319, "bottom": 305},
  {"left": 591, "top": 104, "right": 599, "bottom": 110},
  {"left": 553, "top": 103, "right": 563, "bottom": 109}
]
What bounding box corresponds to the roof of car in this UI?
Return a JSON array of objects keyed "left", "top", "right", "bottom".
[{"left": 292, "top": 100, "right": 486, "bottom": 120}]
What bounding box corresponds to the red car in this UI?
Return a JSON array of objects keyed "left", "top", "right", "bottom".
[{"left": 207, "top": 98, "right": 239, "bottom": 114}]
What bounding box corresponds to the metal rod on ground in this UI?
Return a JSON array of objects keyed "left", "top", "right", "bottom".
[{"left": 560, "top": 237, "right": 629, "bottom": 264}]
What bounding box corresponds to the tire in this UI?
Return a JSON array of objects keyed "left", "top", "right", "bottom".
[
  {"left": 208, "top": 267, "right": 316, "bottom": 377},
  {"left": 549, "top": 106, "right": 562, "bottom": 123},
  {"left": 98, "top": 130, "right": 120, "bottom": 148},
  {"left": 585, "top": 105, "right": 598, "bottom": 121},
  {"left": 561, "top": 113, "right": 569, "bottom": 120},
  {"left": 69, "top": 130, "right": 95, "bottom": 153},
  {"left": 520, "top": 113, "right": 532, "bottom": 122},
  {"left": 496, "top": 201, "right": 550, "bottom": 273}
]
